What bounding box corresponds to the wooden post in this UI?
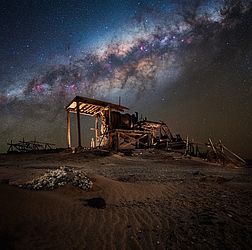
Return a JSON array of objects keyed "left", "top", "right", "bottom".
[
  {"left": 108, "top": 107, "right": 111, "bottom": 148},
  {"left": 116, "top": 132, "right": 119, "bottom": 151},
  {"left": 219, "top": 140, "right": 224, "bottom": 153},
  {"left": 185, "top": 136, "right": 189, "bottom": 155},
  {"left": 76, "top": 101, "right": 82, "bottom": 148},
  {"left": 208, "top": 138, "right": 216, "bottom": 154},
  {"left": 95, "top": 115, "right": 99, "bottom": 147},
  {"left": 100, "top": 112, "right": 106, "bottom": 146},
  {"left": 108, "top": 107, "right": 111, "bottom": 130},
  {"left": 148, "top": 134, "right": 151, "bottom": 147},
  {"left": 67, "top": 111, "right": 71, "bottom": 148},
  {"left": 151, "top": 131, "right": 155, "bottom": 145}
]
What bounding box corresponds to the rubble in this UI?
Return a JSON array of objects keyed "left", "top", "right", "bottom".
[{"left": 18, "top": 166, "right": 93, "bottom": 190}]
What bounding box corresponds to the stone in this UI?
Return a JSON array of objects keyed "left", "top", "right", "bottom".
[{"left": 81, "top": 197, "right": 106, "bottom": 209}]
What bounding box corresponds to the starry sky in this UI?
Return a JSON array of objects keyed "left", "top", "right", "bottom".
[{"left": 0, "top": 0, "right": 251, "bottom": 157}]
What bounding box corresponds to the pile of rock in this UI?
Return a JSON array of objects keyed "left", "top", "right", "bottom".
[{"left": 19, "top": 166, "right": 93, "bottom": 191}]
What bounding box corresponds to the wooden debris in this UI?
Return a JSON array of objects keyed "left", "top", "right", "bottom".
[
  {"left": 184, "top": 137, "right": 246, "bottom": 167},
  {"left": 7, "top": 138, "right": 56, "bottom": 153}
]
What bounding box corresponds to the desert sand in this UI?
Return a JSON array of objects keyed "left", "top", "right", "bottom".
[{"left": 0, "top": 149, "right": 252, "bottom": 250}]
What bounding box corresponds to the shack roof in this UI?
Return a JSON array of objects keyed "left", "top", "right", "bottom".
[{"left": 65, "top": 96, "right": 128, "bottom": 116}]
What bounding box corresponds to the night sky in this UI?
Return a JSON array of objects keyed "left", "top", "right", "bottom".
[{"left": 0, "top": 0, "right": 251, "bottom": 157}]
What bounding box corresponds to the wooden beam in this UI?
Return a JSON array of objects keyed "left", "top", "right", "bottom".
[
  {"left": 92, "top": 108, "right": 104, "bottom": 116},
  {"left": 82, "top": 104, "right": 93, "bottom": 112},
  {"left": 95, "top": 115, "right": 99, "bottom": 147},
  {"left": 86, "top": 106, "right": 99, "bottom": 115},
  {"left": 76, "top": 101, "right": 82, "bottom": 147},
  {"left": 222, "top": 144, "right": 246, "bottom": 164},
  {"left": 208, "top": 138, "right": 216, "bottom": 154},
  {"left": 79, "top": 103, "right": 86, "bottom": 110},
  {"left": 67, "top": 111, "right": 71, "bottom": 148},
  {"left": 108, "top": 107, "right": 111, "bottom": 130},
  {"left": 66, "top": 95, "right": 129, "bottom": 112},
  {"left": 80, "top": 104, "right": 91, "bottom": 113}
]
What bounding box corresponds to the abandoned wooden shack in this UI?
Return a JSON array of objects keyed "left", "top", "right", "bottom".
[{"left": 65, "top": 95, "right": 184, "bottom": 150}]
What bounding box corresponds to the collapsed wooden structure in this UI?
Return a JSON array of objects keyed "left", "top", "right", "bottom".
[
  {"left": 65, "top": 96, "right": 246, "bottom": 166},
  {"left": 65, "top": 96, "right": 185, "bottom": 151},
  {"left": 184, "top": 138, "right": 246, "bottom": 166},
  {"left": 7, "top": 138, "right": 56, "bottom": 153}
]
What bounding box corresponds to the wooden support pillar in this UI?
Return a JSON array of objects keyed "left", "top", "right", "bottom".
[
  {"left": 108, "top": 107, "right": 111, "bottom": 148},
  {"left": 95, "top": 115, "right": 99, "bottom": 147},
  {"left": 152, "top": 130, "right": 156, "bottom": 146},
  {"left": 116, "top": 132, "right": 120, "bottom": 151},
  {"left": 76, "top": 101, "right": 82, "bottom": 148},
  {"left": 108, "top": 107, "right": 111, "bottom": 130},
  {"left": 147, "top": 134, "right": 151, "bottom": 147},
  {"left": 100, "top": 112, "right": 107, "bottom": 147},
  {"left": 184, "top": 136, "right": 189, "bottom": 155},
  {"left": 67, "top": 111, "right": 71, "bottom": 148}
]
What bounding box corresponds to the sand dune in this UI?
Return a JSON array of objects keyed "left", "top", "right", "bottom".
[
  {"left": 0, "top": 151, "right": 252, "bottom": 249},
  {"left": 1, "top": 176, "right": 173, "bottom": 250}
]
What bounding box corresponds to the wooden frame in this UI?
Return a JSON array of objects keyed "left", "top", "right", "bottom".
[
  {"left": 109, "top": 129, "right": 151, "bottom": 150},
  {"left": 65, "top": 96, "right": 128, "bottom": 149},
  {"left": 65, "top": 96, "right": 176, "bottom": 151}
]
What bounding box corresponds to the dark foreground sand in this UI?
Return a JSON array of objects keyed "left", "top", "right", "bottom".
[{"left": 0, "top": 150, "right": 252, "bottom": 250}]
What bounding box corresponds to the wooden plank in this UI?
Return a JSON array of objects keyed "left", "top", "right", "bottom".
[
  {"left": 87, "top": 106, "right": 99, "bottom": 114},
  {"left": 95, "top": 115, "right": 99, "bottom": 147},
  {"left": 82, "top": 104, "right": 94, "bottom": 113},
  {"left": 76, "top": 101, "right": 82, "bottom": 147},
  {"left": 208, "top": 138, "right": 217, "bottom": 154},
  {"left": 80, "top": 104, "right": 92, "bottom": 112},
  {"left": 67, "top": 111, "right": 71, "bottom": 148},
  {"left": 108, "top": 107, "right": 111, "bottom": 130},
  {"left": 222, "top": 144, "right": 246, "bottom": 164},
  {"left": 66, "top": 95, "right": 128, "bottom": 112},
  {"left": 92, "top": 107, "right": 105, "bottom": 116},
  {"left": 79, "top": 103, "right": 86, "bottom": 110}
]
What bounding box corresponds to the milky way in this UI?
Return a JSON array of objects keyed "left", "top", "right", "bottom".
[{"left": 0, "top": 0, "right": 251, "bottom": 156}]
